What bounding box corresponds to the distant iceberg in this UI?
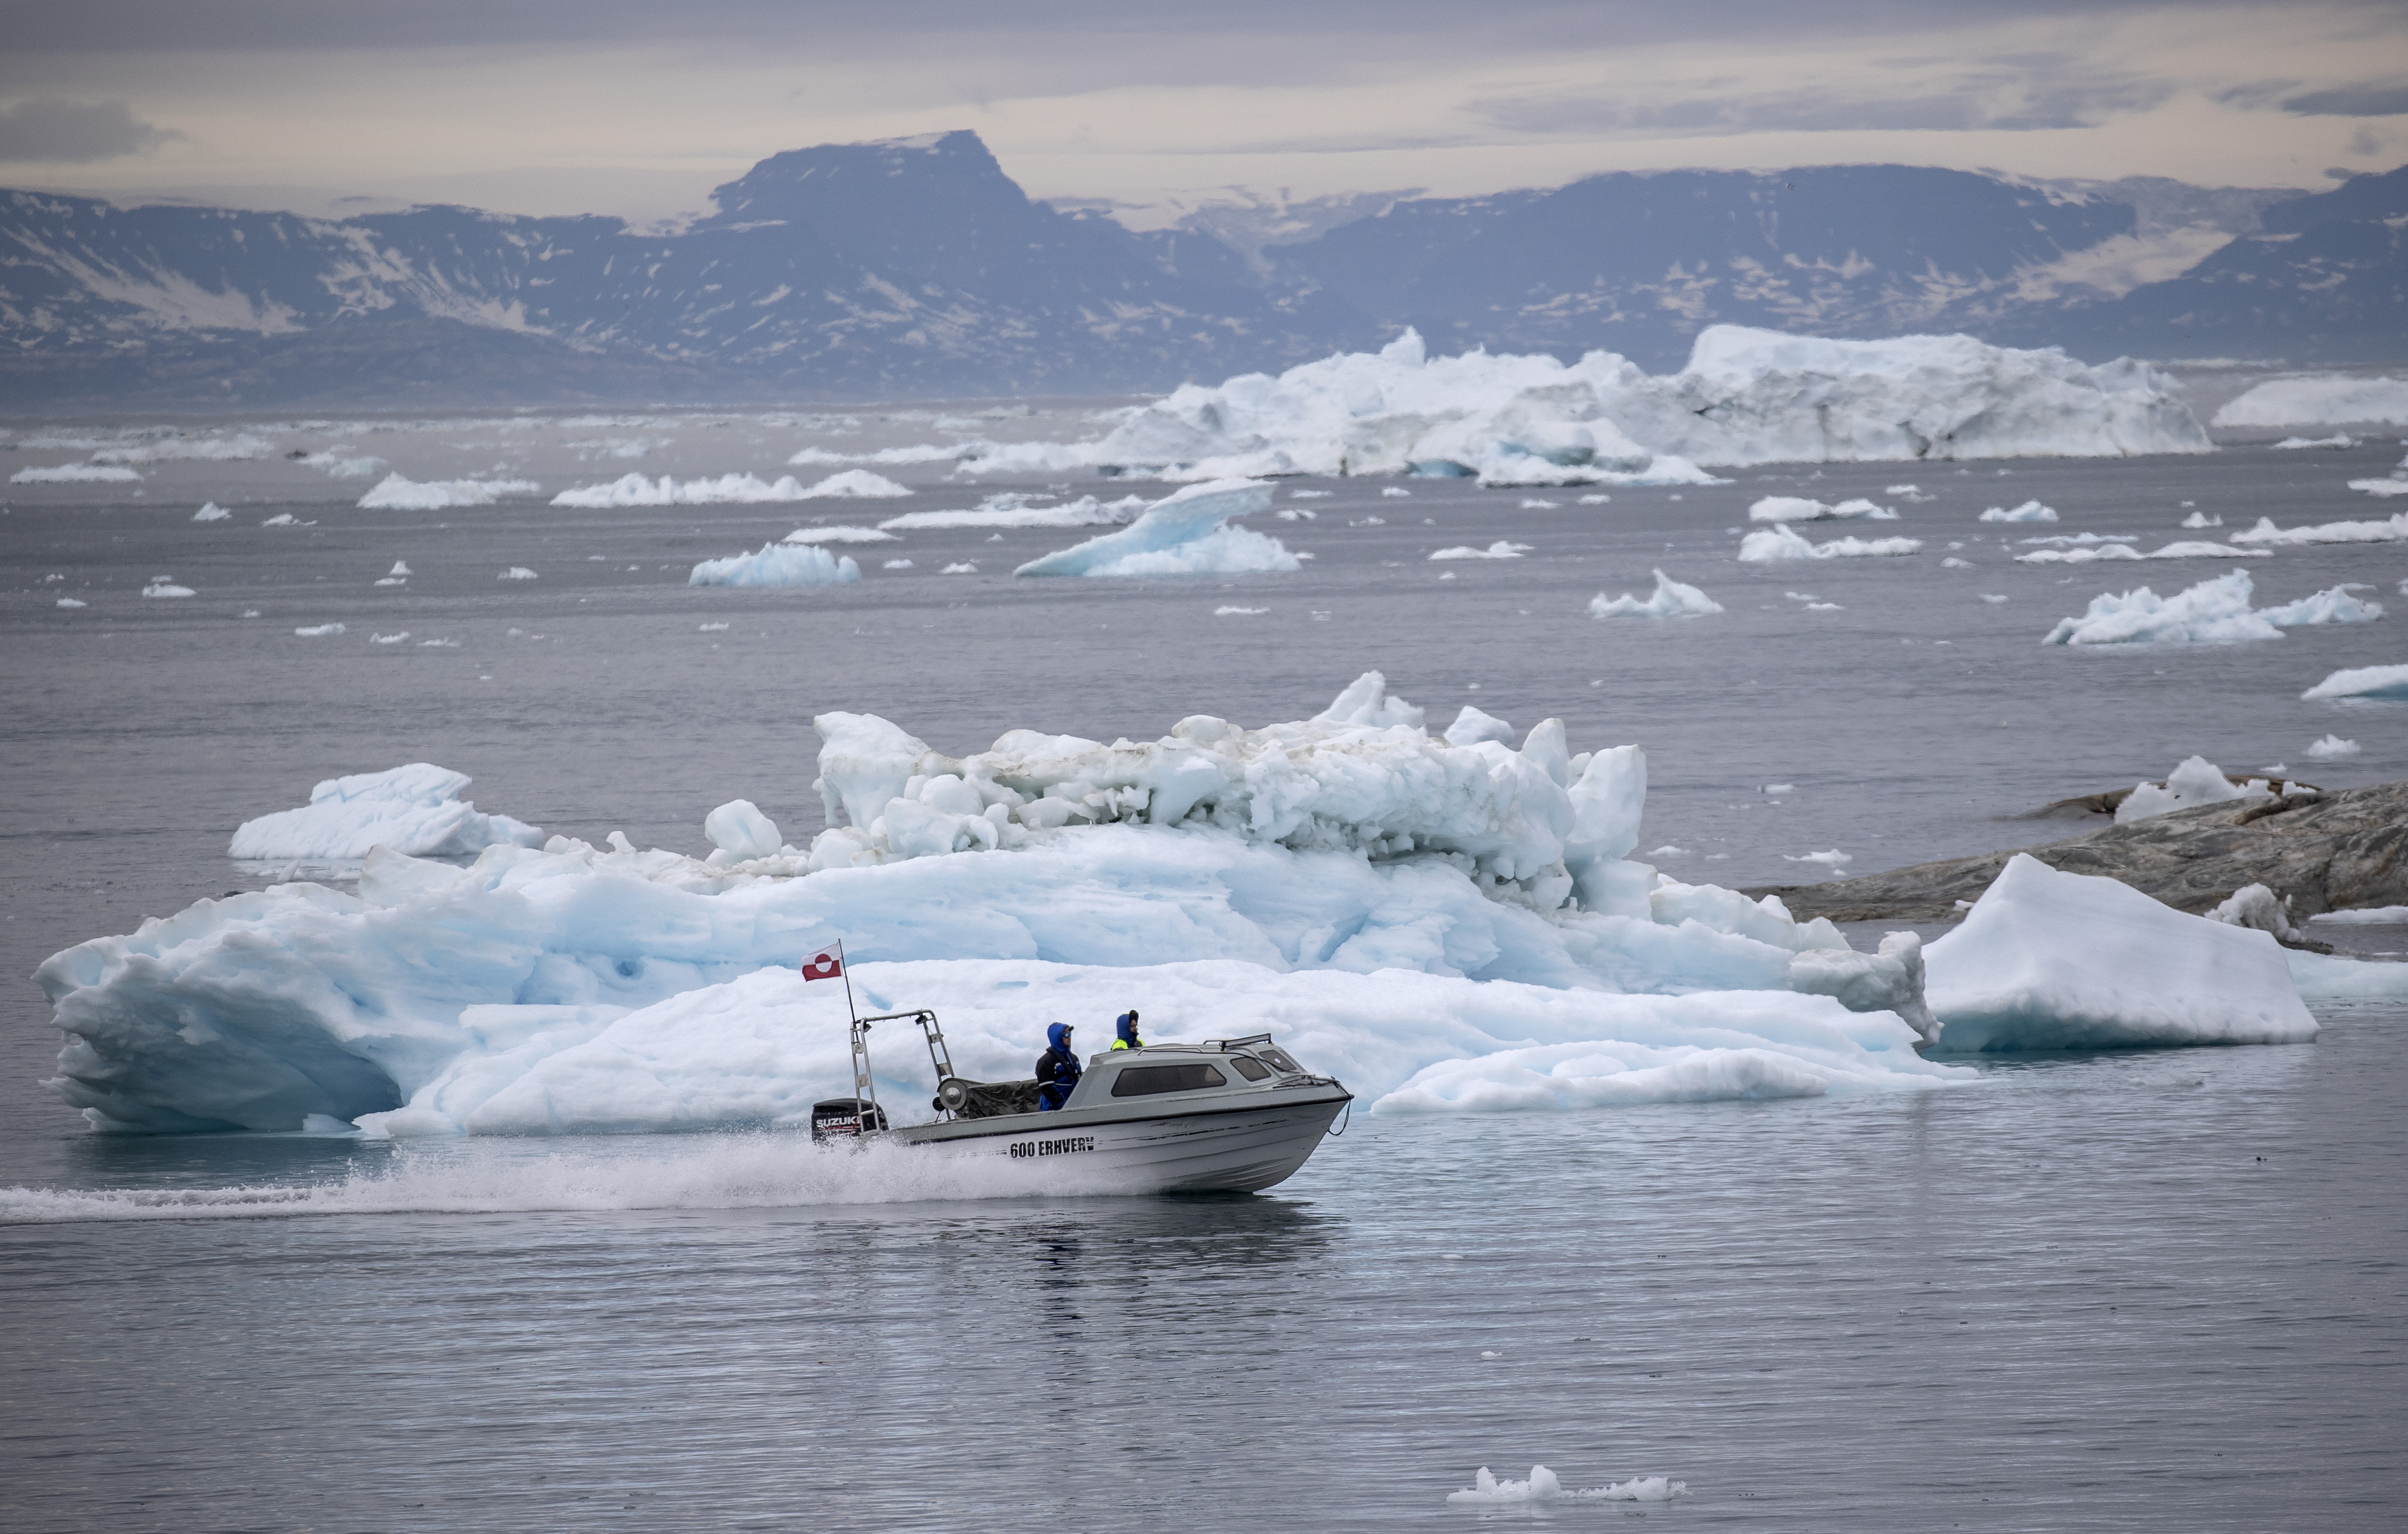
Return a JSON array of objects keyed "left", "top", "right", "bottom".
[
  {"left": 358, "top": 474, "right": 540, "bottom": 510},
  {"left": 1589, "top": 570, "right": 1723, "bottom": 618},
  {"left": 689, "top": 541, "right": 863, "bottom": 587},
  {"left": 1738, "top": 525, "right": 1921, "bottom": 562},
  {"left": 2229, "top": 511, "right": 2408, "bottom": 546},
  {"left": 1086, "top": 324, "right": 2207, "bottom": 482},
  {"left": 2302, "top": 663, "right": 2408, "bottom": 702},
  {"left": 1015, "top": 479, "right": 1299, "bottom": 577},
  {"left": 552, "top": 470, "right": 908, "bottom": 508},
  {"left": 2213, "top": 374, "right": 2408, "bottom": 429},
  {"left": 2046, "top": 570, "right": 2379, "bottom": 644},
  {"left": 228, "top": 763, "right": 544, "bottom": 862},
  {"left": 1748, "top": 496, "right": 1896, "bottom": 522}
]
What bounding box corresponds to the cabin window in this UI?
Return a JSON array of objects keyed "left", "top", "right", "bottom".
[
  {"left": 1256, "top": 1047, "right": 1301, "bottom": 1074},
  {"left": 1227, "top": 1056, "right": 1272, "bottom": 1081},
  {"left": 1110, "top": 1063, "right": 1229, "bottom": 1097}
]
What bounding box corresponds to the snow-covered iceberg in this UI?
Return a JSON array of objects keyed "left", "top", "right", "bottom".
[
  {"left": 39, "top": 673, "right": 1947, "bottom": 1134},
  {"left": 688, "top": 541, "right": 863, "bottom": 588},
  {"left": 358, "top": 474, "right": 540, "bottom": 510},
  {"left": 227, "top": 763, "right": 545, "bottom": 862},
  {"left": 2113, "top": 756, "right": 2277, "bottom": 824},
  {"left": 1589, "top": 570, "right": 1723, "bottom": 618},
  {"left": 1014, "top": 479, "right": 1299, "bottom": 577},
  {"left": 2257, "top": 584, "right": 2384, "bottom": 627},
  {"left": 2042, "top": 570, "right": 2283, "bottom": 645},
  {"left": 1087, "top": 325, "right": 2206, "bottom": 482},
  {"left": 2212, "top": 375, "right": 2408, "bottom": 429},
  {"left": 1924, "top": 856, "right": 2316, "bottom": 1051}
]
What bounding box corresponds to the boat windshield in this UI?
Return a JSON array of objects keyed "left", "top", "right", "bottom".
[{"left": 1110, "top": 1062, "right": 1229, "bottom": 1097}]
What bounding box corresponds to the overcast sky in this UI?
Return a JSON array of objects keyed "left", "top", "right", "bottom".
[{"left": 1, "top": 0, "right": 2402, "bottom": 225}]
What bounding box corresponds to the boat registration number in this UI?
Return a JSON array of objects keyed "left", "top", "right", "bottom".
[{"left": 1010, "top": 1135, "right": 1096, "bottom": 1159}]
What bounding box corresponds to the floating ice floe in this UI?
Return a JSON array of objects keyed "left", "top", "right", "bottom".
[
  {"left": 1429, "top": 540, "right": 1531, "bottom": 561},
  {"left": 359, "top": 474, "right": 541, "bottom": 510},
  {"left": 2345, "top": 477, "right": 2408, "bottom": 499},
  {"left": 1980, "top": 499, "right": 2059, "bottom": 523},
  {"left": 550, "top": 470, "right": 909, "bottom": 508},
  {"left": 2213, "top": 375, "right": 2408, "bottom": 429},
  {"left": 2272, "top": 434, "right": 2355, "bottom": 450},
  {"left": 2015, "top": 541, "right": 2267, "bottom": 563},
  {"left": 228, "top": 763, "right": 545, "bottom": 862},
  {"left": 38, "top": 671, "right": 1962, "bottom": 1134},
  {"left": 2039, "top": 569, "right": 2346, "bottom": 645},
  {"left": 1085, "top": 325, "right": 2203, "bottom": 483},
  {"left": 1747, "top": 496, "right": 1897, "bottom": 522},
  {"left": 55, "top": 598, "right": 86, "bottom": 608},
  {"left": 2305, "top": 734, "right": 2360, "bottom": 759},
  {"left": 2309, "top": 905, "right": 2408, "bottom": 924},
  {"left": 1447, "top": 1467, "right": 1685, "bottom": 1505},
  {"left": 786, "top": 444, "right": 958, "bottom": 467},
  {"left": 498, "top": 566, "right": 537, "bottom": 581},
  {"left": 1737, "top": 525, "right": 1922, "bottom": 562},
  {"left": 10, "top": 463, "right": 144, "bottom": 484},
  {"left": 880, "top": 494, "right": 1146, "bottom": 531},
  {"left": 2180, "top": 510, "right": 2223, "bottom": 529},
  {"left": 2113, "top": 755, "right": 2286, "bottom": 823},
  {"left": 781, "top": 525, "right": 898, "bottom": 544},
  {"left": 1924, "top": 856, "right": 2316, "bottom": 1050},
  {"left": 2301, "top": 663, "right": 2408, "bottom": 701},
  {"left": 191, "top": 502, "right": 230, "bottom": 522},
  {"left": 89, "top": 432, "right": 273, "bottom": 464},
  {"left": 2232, "top": 511, "right": 2408, "bottom": 546},
  {"left": 689, "top": 541, "right": 863, "bottom": 588},
  {"left": 296, "top": 450, "right": 388, "bottom": 478},
  {"left": 140, "top": 581, "right": 195, "bottom": 599},
  {"left": 293, "top": 623, "right": 345, "bottom": 637},
  {"left": 1589, "top": 570, "right": 1722, "bottom": 618},
  {"left": 1016, "top": 479, "right": 1299, "bottom": 578}
]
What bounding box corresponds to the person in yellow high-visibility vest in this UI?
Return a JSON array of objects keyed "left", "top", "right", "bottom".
[{"left": 1110, "top": 1010, "right": 1143, "bottom": 1050}]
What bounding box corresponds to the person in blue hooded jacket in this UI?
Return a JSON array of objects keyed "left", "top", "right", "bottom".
[
  {"left": 1035, "top": 1022, "right": 1082, "bottom": 1111},
  {"left": 1111, "top": 1010, "right": 1142, "bottom": 1050}
]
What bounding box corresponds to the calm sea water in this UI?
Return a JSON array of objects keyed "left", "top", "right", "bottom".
[{"left": 2, "top": 418, "right": 2404, "bottom": 1528}]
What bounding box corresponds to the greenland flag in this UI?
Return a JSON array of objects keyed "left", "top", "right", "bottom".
[{"left": 801, "top": 950, "right": 844, "bottom": 981}]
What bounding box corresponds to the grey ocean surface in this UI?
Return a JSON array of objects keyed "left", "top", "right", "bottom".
[{"left": 2, "top": 419, "right": 2405, "bottom": 1529}]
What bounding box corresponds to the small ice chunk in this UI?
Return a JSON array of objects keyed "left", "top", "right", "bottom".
[
  {"left": 1381, "top": 486, "right": 1412, "bottom": 497},
  {"left": 1429, "top": 540, "right": 1532, "bottom": 561},
  {"left": 941, "top": 562, "right": 978, "bottom": 574},
  {"left": 229, "top": 762, "right": 543, "bottom": 860},
  {"left": 2305, "top": 734, "right": 2360, "bottom": 760},
  {"left": 883, "top": 556, "right": 916, "bottom": 569},
  {"left": 1588, "top": 568, "right": 1722, "bottom": 618},
  {"left": 703, "top": 799, "right": 783, "bottom": 860},
  {"left": 2301, "top": 663, "right": 2408, "bottom": 702},
  {"left": 359, "top": 474, "right": 539, "bottom": 510},
  {"left": 192, "top": 502, "right": 230, "bottom": 522},
  {"left": 782, "top": 525, "right": 898, "bottom": 544},
  {"left": 2043, "top": 570, "right": 2281, "bottom": 646},
  {"left": 2179, "top": 510, "right": 2223, "bottom": 529},
  {"left": 689, "top": 543, "right": 861, "bottom": 588},
  {"left": 1214, "top": 605, "right": 1267, "bottom": 616},
  {"left": 1738, "top": 525, "right": 1920, "bottom": 561},
  {"left": 2308, "top": 905, "right": 2408, "bottom": 925},
  {"left": 55, "top": 597, "right": 86, "bottom": 608},
  {"left": 499, "top": 567, "right": 538, "bottom": 581},
  {"left": 1442, "top": 705, "right": 1515, "bottom": 747},
  {"left": 2114, "top": 755, "right": 2268, "bottom": 823},
  {"left": 294, "top": 623, "right": 346, "bottom": 636},
  {"left": 1447, "top": 1466, "right": 1686, "bottom": 1505},
  {"left": 1979, "top": 499, "right": 2058, "bottom": 522},
  {"left": 141, "top": 582, "right": 195, "bottom": 598},
  {"left": 369, "top": 632, "right": 410, "bottom": 645},
  {"left": 1783, "top": 848, "right": 1850, "bottom": 867}
]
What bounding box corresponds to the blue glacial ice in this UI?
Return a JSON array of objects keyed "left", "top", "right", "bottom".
[{"left": 1014, "top": 479, "right": 1300, "bottom": 577}]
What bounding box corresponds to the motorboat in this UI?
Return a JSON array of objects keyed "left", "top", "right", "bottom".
[{"left": 809, "top": 1008, "right": 1352, "bottom": 1193}]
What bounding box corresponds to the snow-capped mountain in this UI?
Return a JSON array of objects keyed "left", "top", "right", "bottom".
[{"left": 0, "top": 131, "right": 2397, "bottom": 409}]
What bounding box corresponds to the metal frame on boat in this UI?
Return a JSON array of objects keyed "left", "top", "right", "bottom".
[{"left": 810, "top": 1008, "right": 1352, "bottom": 1193}]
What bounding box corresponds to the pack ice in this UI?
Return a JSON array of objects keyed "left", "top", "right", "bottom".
[
  {"left": 41, "top": 673, "right": 1968, "bottom": 1136},
  {"left": 227, "top": 763, "right": 545, "bottom": 861},
  {"left": 1084, "top": 325, "right": 2206, "bottom": 483}
]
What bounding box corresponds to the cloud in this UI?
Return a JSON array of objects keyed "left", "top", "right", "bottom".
[
  {"left": 2281, "top": 82, "right": 2408, "bottom": 117},
  {"left": 0, "top": 99, "right": 181, "bottom": 162},
  {"left": 1474, "top": 65, "right": 2174, "bottom": 138}
]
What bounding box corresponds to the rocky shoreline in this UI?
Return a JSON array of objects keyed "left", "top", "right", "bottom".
[{"left": 1748, "top": 779, "right": 2408, "bottom": 924}]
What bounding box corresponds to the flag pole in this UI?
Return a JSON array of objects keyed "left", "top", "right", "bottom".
[{"left": 836, "top": 938, "right": 858, "bottom": 1026}]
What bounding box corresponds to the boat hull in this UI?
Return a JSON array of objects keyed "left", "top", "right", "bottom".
[{"left": 885, "top": 1086, "right": 1351, "bottom": 1194}]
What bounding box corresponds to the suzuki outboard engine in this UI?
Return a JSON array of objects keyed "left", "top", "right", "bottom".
[{"left": 810, "top": 1097, "right": 889, "bottom": 1141}]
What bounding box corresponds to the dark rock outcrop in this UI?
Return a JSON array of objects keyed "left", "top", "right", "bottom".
[{"left": 1749, "top": 779, "right": 2408, "bottom": 923}]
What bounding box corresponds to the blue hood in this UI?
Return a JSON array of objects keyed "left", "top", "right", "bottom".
[
  {"left": 1115, "top": 1012, "right": 1139, "bottom": 1045},
  {"left": 1047, "top": 1022, "right": 1073, "bottom": 1052}
]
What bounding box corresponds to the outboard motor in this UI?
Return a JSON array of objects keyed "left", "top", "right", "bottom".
[{"left": 810, "top": 1097, "right": 889, "bottom": 1141}]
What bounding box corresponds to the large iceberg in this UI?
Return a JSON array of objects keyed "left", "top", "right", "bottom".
[
  {"left": 1014, "top": 479, "right": 1300, "bottom": 577},
  {"left": 1924, "top": 856, "right": 2317, "bottom": 1051},
  {"left": 39, "top": 673, "right": 1946, "bottom": 1134},
  {"left": 227, "top": 763, "right": 545, "bottom": 862},
  {"left": 1086, "top": 325, "right": 2207, "bottom": 482}
]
